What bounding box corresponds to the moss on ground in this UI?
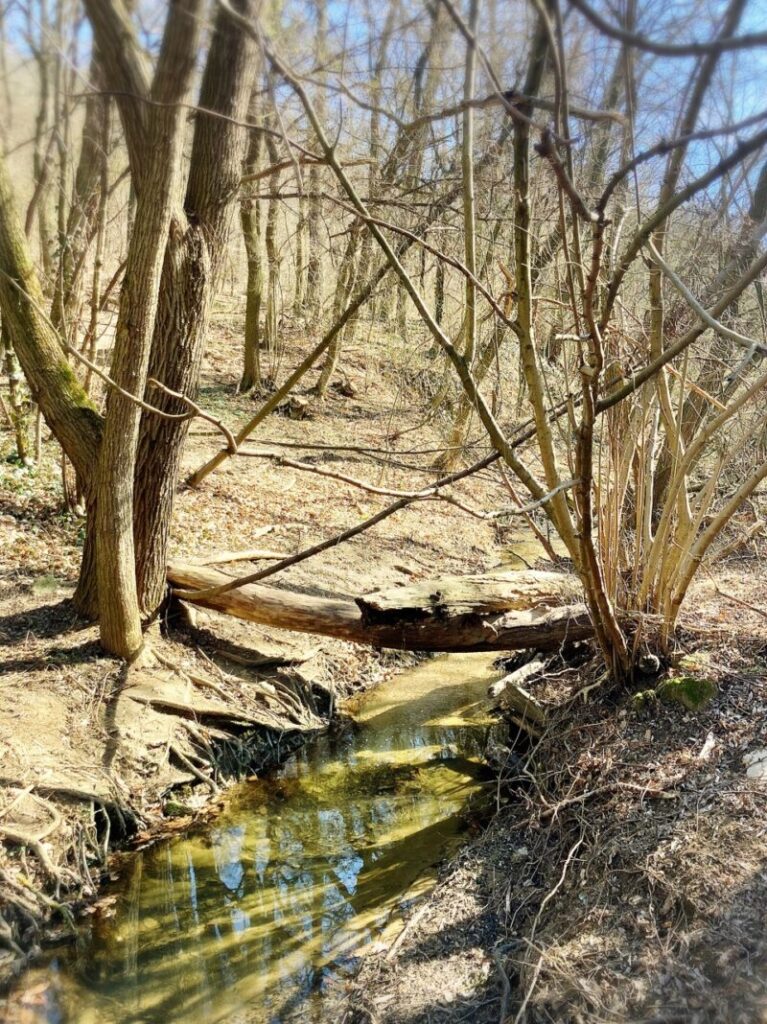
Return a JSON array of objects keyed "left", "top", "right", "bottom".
[{"left": 657, "top": 675, "right": 718, "bottom": 711}]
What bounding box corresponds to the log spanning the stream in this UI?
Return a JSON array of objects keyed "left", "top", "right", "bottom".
[{"left": 167, "top": 564, "right": 594, "bottom": 652}]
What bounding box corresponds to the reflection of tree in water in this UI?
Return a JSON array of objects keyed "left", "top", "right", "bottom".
[{"left": 53, "top": 680, "right": 498, "bottom": 1024}]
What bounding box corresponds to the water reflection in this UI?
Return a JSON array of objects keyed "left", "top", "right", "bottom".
[{"left": 18, "top": 653, "right": 502, "bottom": 1024}]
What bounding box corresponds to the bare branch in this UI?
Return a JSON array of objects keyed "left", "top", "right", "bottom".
[
  {"left": 644, "top": 238, "right": 767, "bottom": 356},
  {"left": 568, "top": 0, "right": 767, "bottom": 57}
]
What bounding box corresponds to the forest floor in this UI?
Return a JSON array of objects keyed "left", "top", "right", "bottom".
[{"left": 3, "top": 312, "right": 767, "bottom": 1023}]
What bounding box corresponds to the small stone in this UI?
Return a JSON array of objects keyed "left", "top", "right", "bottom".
[{"left": 744, "top": 749, "right": 767, "bottom": 780}]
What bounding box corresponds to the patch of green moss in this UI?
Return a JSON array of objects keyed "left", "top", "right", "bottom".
[
  {"left": 163, "top": 800, "right": 194, "bottom": 818},
  {"left": 46, "top": 362, "right": 102, "bottom": 426},
  {"left": 48, "top": 359, "right": 89, "bottom": 402},
  {"left": 657, "top": 675, "right": 718, "bottom": 711},
  {"left": 630, "top": 689, "right": 658, "bottom": 712}
]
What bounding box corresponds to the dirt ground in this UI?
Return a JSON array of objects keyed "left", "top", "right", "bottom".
[{"left": 3, "top": 314, "right": 767, "bottom": 1023}]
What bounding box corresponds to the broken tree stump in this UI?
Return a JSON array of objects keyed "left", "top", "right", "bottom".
[
  {"left": 488, "top": 657, "right": 547, "bottom": 734},
  {"left": 167, "top": 564, "right": 593, "bottom": 653}
]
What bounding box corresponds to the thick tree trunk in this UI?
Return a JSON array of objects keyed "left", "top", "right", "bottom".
[
  {"left": 167, "top": 563, "right": 591, "bottom": 652},
  {"left": 95, "top": 3, "right": 202, "bottom": 659},
  {"left": 131, "top": 5, "right": 258, "bottom": 619},
  {"left": 66, "top": 0, "right": 257, "bottom": 642},
  {"left": 0, "top": 152, "right": 102, "bottom": 483},
  {"left": 132, "top": 230, "right": 212, "bottom": 617}
]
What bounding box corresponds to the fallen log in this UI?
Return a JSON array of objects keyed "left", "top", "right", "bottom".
[
  {"left": 167, "top": 563, "right": 594, "bottom": 652},
  {"left": 359, "top": 571, "right": 582, "bottom": 619}
]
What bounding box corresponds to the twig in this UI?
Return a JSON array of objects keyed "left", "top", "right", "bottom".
[
  {"left": 241, "top": 155, "right": 371, "bottom": 184},
  {"left": 536, "top": 779, "right": 676, "bottom": 823},
  {"left": 493, "top": 949, "right": 512, "bottom": 1024},
  {"left": 535, "top": 128, "right": 598, "bottom": 223},
  {"left": 664, "top": 362, "right": 726, "bottom": 411},
  {"left": 513, "top": 836, "right": 584, "bottom": 1024},
  {"left": 147, "top": 377, "right": 236, "bottom": 452},
  {"left": 709, "top": 579, "right": 767, "bottom": 620},
  {"left": 193, "top": 547, "right": 286, "bottom": 565},
  {"left": 385, "top": 900, "right": 431, "bottom": 961},
  {"left": 187, "top": 672, "right": 232, "bottom": 703},
  {"left": 169, "top": 743, "right": 219, "bottom": 794},
  {"left": 568, "top": 0, "right": 767, "bottom": 57}
]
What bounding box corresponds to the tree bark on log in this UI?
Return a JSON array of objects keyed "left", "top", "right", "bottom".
[{"left": 167, "top": 563, "right": 593, "bottom": 652}]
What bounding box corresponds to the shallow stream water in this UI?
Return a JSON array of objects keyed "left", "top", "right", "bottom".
[{"left": 16, "top": 651, "right": 504, "bottom": 1024}]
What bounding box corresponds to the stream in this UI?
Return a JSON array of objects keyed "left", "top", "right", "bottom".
[{"left": 14, "top": 651, "right": 505, "bottom": 1024}]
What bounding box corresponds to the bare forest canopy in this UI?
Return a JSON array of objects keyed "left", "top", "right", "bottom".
[{"left": 1, "top": 0, "right": 767, "bottom": 678}]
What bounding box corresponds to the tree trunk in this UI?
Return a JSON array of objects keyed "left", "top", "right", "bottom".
[
  {"left": 130, "top": 4, "right": 258, "bottom": 619},
  {"left": 51, "top": 58, "right": 110, "bottom": 339},
  {"left": 315, "top": 223, "right": 361, "bottom": 396},
  {"left": 95, "top": 2, "right": 202, "bottom": 659},
  {"left": 239, "top": 91, "right": 264, "bottom": 392},
  {"left": 434, "top": 256, "right": 445, "bottom": 325},
  {"left": 1, "top": 317, "right": 30, "bottom": 463},
  {"left": 303, "top": 1, "right": 327, "bottom": 327},
  {"left": 304, "top": 162, "right": 324, "bottom": 325},
  {"left": 29, "top": 18, "right": 54, "bottom": 283},
  {"left": 293, "top": 191, "right": 306, "bottom": 316},
  {"left": 0, "top": 152, "right": 101, "bottom": 483},
  {"left": 130, "top": 230, "right": 212, "bottom": 619},
  {"left": 263, "top": 128, "right": 280, "bottom": 353},
  {"left": 240, "top": 201, "right": 263, "bottom": 392}
]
